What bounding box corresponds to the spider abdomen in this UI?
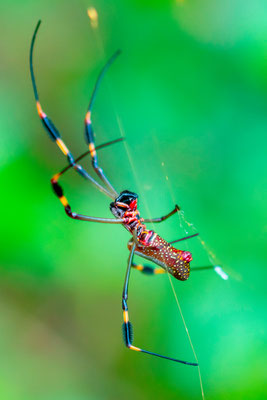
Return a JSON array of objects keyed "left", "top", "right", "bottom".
[{"left": 133, "top": 235, "right": 191, "bottom": 281}]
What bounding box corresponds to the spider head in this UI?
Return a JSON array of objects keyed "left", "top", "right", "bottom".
[
  {"left": 115, "top": 190, "right": 138, "bottom": 210},
  {"left": 110, "top": 190, "right": 138, "bottom": 218}
]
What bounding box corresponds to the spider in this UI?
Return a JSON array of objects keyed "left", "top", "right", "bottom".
[{"left": 30, "top": 20, "right": 215, "bottom": 367}]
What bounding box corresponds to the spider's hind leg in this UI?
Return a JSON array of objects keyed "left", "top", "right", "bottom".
[
  {"left": 121, "top": 243, "right": 198, "bottom": 366},
  {"left": 131, "top": 263, "right": 166, "bottom": 275}
]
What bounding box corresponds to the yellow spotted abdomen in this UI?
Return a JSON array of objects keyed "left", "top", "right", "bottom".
[{"left": 130, "top": 234, "right": 191, "bottom": 281}]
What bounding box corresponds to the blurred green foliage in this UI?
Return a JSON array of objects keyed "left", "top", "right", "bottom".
[{"left": 1, "top": 0, "right": 266, "bottom": 399}]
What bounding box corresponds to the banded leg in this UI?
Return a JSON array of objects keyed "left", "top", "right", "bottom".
[
  {"left": 132, "top": 263, "right": 166, "bottom": 275},
  {"left": 143, "top": 204, "right": 180, "bottom": 223},
  {"left": 132, "top": 263, "right": 216, "bottom": 276},
  {"left": 122, "top": 243, "right": 198, "bottom": 366},
  {"left": 50, "top": 139, "right": 123, "bottom": 211},
  {"left": 84, "top": 50, "right": 121, "bottom": 198},
  {"left": 51, "top": 178, "right": 124, "bottom": 223},
  {"left": 30, "top": 20, "right": 114, "bottom": 199},
  {"left": 58, "top": 137, "right": 124, "bottom": 177}
]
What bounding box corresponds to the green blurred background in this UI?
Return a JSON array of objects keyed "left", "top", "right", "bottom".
[{"left": 1, "top": 0, "right": 266, "bottom": 399}]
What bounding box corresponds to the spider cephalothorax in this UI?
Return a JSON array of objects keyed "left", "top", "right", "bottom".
[
  {"left": 115, "top": 190, "right": 138, "bottom": 207},
  {"left": 110, "top": 190, "right": 146, "bottom": 235},
  {"left": 111, "top": 191, "right": 193, "bottom": 276},
  {"left": 110, "top": 190, "right": 138, "bottom": 216}
]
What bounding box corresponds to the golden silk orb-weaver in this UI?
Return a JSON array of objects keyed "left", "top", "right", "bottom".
[{"left": 30, "top": 20, "right": 226, "bottom": 366}]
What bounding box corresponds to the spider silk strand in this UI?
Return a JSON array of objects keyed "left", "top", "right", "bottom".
[
  {"left": 153, "top": 136, "right": 205, "bottom": 399},
  {"left": 85, "top": 8, "right": 205, "bottom": 399}
]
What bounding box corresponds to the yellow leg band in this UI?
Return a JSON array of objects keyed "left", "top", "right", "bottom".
[
  {"left": 129, "top": 345, "right": 141, "bottom": 352},
  {"left": 123, "top": 311, "right": 129, "bottom": 323},
  {"left": 89, "top": 143, "right": 96, "bottom": 158},
  {"left": 59, "top": 196, "right": 68, "bottom": 207},
  {"left": 154, "top": 268, "right": 166, "bottom": 274},
  {"left": 134, "top": 264, "right": 144, "bottom": 271},
  {"left": 36, "top": 101, "right": 46, "bottom": 118},
  {"left": 56, "top": 138, "right": 69, "bottom": 156},
  {"left": 52, "top": 173, "right": 61, "bottom": 183},
  {"left": 85, "top": 111, "right": 91, "bottom": 124}
]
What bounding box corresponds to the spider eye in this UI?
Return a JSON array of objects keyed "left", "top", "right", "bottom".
[{"left": 117, "top": 203, "right": 127, "bottom": 210}]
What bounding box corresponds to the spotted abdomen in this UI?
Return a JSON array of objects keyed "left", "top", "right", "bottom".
[{"left": 132, "top": 234, "right": 192, "bottom": 281}]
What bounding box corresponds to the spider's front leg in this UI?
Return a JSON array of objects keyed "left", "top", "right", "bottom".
[
  {"left": 30, "top": 20, "right": 113, "bottom": 199},
  {"left": 84, "top": 50, "right": 121, "bottom": 199}
]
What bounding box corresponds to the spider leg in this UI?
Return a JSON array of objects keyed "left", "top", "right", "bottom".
[
  {"left": 143, "top": 204, "right": 180, "bottom": 223},
  {"left": 84, "top": 50, "right": 121, "bottom": 198},
  {"left": 192, "top": 265, "right": 229, "bottom": 280},
  {"left": 132, "top": 263, "right": 215, "bottom": 276},
  {"left": 131, "top": 263, "right": 166, "bottom": 275},
  {"left": 65, "top": 208, "right": 124, "bottom": 223},
  {"left": 131, "top": 229, "right": 146, "bottom": 248},
  {"left": 50, "top": 138, "right": 124, "bottom": 209},
  {"left": 58, "top": 137, "right": 124, "bottom": 177},
  {"left": 169, "top": 233, "right": 199, "bottom": 244},
  {"left": 30, "top": 21, "right": 114, "bottom": 199},
  {"left": 50, "top": 177, "right": 124, "bottom": 223},
  {"left": 122, "top": 242, "right": 198, "bottom": 366},
  {"left": 190, "top": 266, "right": 214, "bottom": 271}
]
